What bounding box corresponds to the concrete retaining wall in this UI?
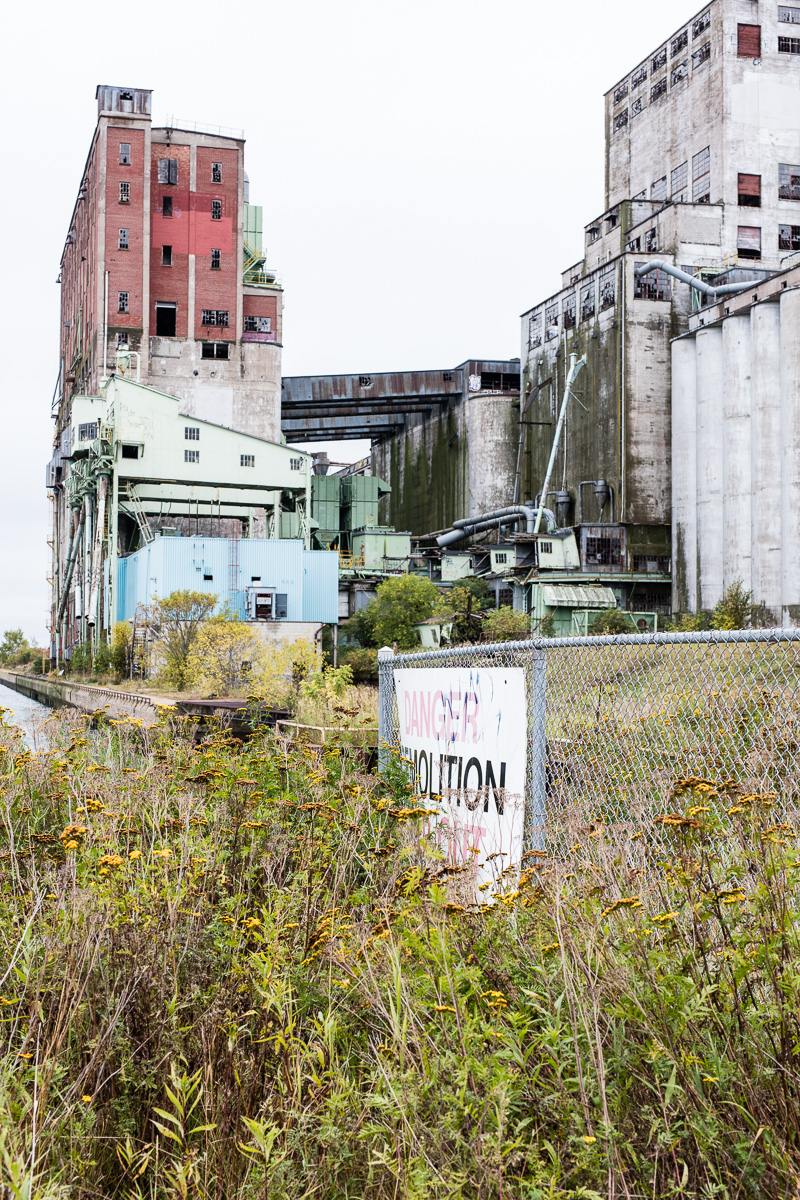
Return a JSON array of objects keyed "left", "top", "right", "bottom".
[{"left": 0, "top": 672, "right": 172, "bottom": 726}]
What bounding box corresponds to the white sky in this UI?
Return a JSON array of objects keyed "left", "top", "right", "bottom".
[{"left": 0, "top": 0, "right": 705, "bottom": 644}]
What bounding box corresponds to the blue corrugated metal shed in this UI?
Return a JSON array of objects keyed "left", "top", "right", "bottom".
[{"left": 116, "top": 538, "right": 339, "bottom": 623}]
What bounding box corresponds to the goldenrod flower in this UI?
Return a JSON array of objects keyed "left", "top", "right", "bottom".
[
  {"left": 583, "top": 1136, "right": 596, "bottom": 1144},
  {"left": 82, "top": 1094, "right": 92, "bottom": 1103}
]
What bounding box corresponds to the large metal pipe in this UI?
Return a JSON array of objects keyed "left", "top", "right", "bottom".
[
  {"left": 781, "top": 288, "right": 800, "bottom": 625},
  {"left": 437, "top": 506, "right": 556, "bottom": 548},
  {"left": 634, "top": 260, "right": 755, "bottom": 299},
  {"left": 87, "top": 474, "right": 108, "bottom": 629},
  {"left": 751, "top": 301, "right": 782, "bottom": 623},
  {"left": 722, "top": 315, "right": 753, "bottom": 593},
  {"left": 452, "top": 505, "right": 538, "bottom": 532},
  {"left": 670, "top": 337, "right": 698, "bottom": 613},
  {"left": 55, "top": 506, "right": 86, "bottom": 626}
]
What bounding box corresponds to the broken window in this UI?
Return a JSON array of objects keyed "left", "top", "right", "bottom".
[
  {"left": 545, "top": 303, "right": 559, "bottom": 340},
  {"left": 241, "top": 454, "right": 255, "bottom": 468},
  {"left": 634, "top": 262, "right": 670, "bottom": 300},
  {"left": 779, "top": 6, "right": 800, "bottom": 22},
  {"left": 692, "top": 41, "right": 711, "bottom": 67},
  {"left": 627, "top": 235, "right": 642, "bottom": 252},
  {"left": 528, "top": 313, "right": 542, "bottom": 349},
  {"left": 185, "top": 427, "right": 200, "bottom": 440},
  {"left": 585, "top": 536, "right": 622, "bottom": 566},
  {"left": 212, "top": 161, "right": 222, "bottom": 182},
  {"left": 631, "top": 97, "right": 644, "bottom": 117},
  {"left": 779, "top": 224, "right": 800, "bottom": 250},
  {"left": 645, "top": 228, "right": 658, "bottom": 252},
  {"left": 185, "top": 449, "right": 199, "bottom": 464},
  {"left": 118, "top": 291, "right": 129, "bottom": 313},
  {"left": 588, "top": 225, "right": 601, "bottom": 242},
  {"left": 633, "top": 555, "right": 671, "bottom": 573},
  {"left": 651, "top": 175, "right": 667, "bottom": 201},
  {"left": 155, "top": 303, "right": 176, "bottom": 337},
  {"left": 599, "top": 263, "right": 616, "bottom": 309},
  {"left": 652, "top": 47, "right": 667, "bottom": 71},
  {"left": 738, "top": 173, "right": 761, "bottom": 207},
  {"left": 779, "top": 35, "right": 800, "bottom": 51},
  {"left": 119, "top": 143, "right": 131, "bottom": 165},
  {"left": 118, "top": 228, "right": 129, "bottom": 250},
  {"left": 693, "top": 12, "right": 711, "bottom": 37},
  {"left": 116, "top": 332, "right": 129, "bottom": 348},
  {"left": 614, "top": 109, "right": 628, "bottom": 131},
  {"left": 650, "top": 77, "right": 668, "bottom": 102},
  {"left": 78, "top": 423, "right": 98, "bottom": 442},
  {"left": 244, "top": 315, "right": 272, "bottom": 333},
  {"left": 580, "top": 280, "right": 596, "bottom": 321},
  {"left": 738, "top": 23, "right": 761, "bottom": 56},
  {"left": 779, "top": 163, "right": 800, "bottom": 199},
  {"left": 210, "top": 248, "right": 221, "bottom": 270},
  {"left": 119, "top": 181, "right": 130, "bottom": 203},
  {"left": 158, "top": 158, "right": 179, "bottom": 185},
  {"left": 162, "top": 196, "right": 173, "bottom": 217},
  {"left": 672, "top": 30, "right": 688, "bottom": 55},
  {"left": 562, "top": 293, "right": 577, "bottom": 330},
  {"left": 201, "top": 310, "right": 229, "bottom": 327},
  {"left": 737, "top": 226, "right": 762, "bottom": 259},
  {"left": 121, "top": 445, "right": 139, "bottom": 459},
  {"left": 671, "top": 60, "right": 688, "bottom": 85},
  {"left": 613, "top": 81, "right": 629, "bottom": 103},
  {"left": 632, "top": 190, "right": 647, "bottom": 202},
  {"left": 671, "top": 160, "right": 689, "bottom": 201},
  {"left": 211, "top": 199, "right": 222, "bottom": 220},
  {"left": 692, "top": 146, "right": 711, "bottom": 203},
  {"left": 162, "top": 245, "right": 172, "bottom": 266},
  {"left": 632, "top": 64, "right": 647, "bottom": 88},
  {"left": 290, "top": 458, "right": 304, "bottom": 471}
]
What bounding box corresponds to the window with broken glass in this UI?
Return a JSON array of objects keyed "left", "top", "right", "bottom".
[
  {"left": 693, "top": 11, "right": 711, "bottom": 37},
  {"left": 692, "top": 146, "right": 711, "bottom": 203},
  {"left": 652, "top": 47, "right": 667, "bottom": 71},
  {"left": 672, "top": 30, "right": 689, "bottom": 55},
  {"left": 211, "top": 200, "right": 222, "bottom": 220},
  {"left": 119, "top": 181, "right": 130, "bottom": 203},
  {"left": 737, "top": 226, "right": 762, "bottom": 259},
  {"left": 614, "top": 109, "right": 628, "bottom": 131},
  {"left": 671, "top": 161, "right": 689, "bottom": 201},
  {"left": 562, "top": 293, "right": 577, "bottom": 330},
  {"left": 651, "top": 77, "right": 668, "bottom": 102},
  {"left": 614, "top": 81, "right": 629, "bottom": 103},
  {"left": 118, "top": 291, "right": 129, "bottom": 313},
  {"left": 157, "top": 158, "right": 178, "bottom": 185},
  {"left": 212, "top": 162, "right": 222, "bottom": 182},
  {"left": 119, "top": 143, "right": 131, "bottom": 165},
  {"left": 632, "top": 64, "right": 647, "bottom": 88},
  {"left": 585, "top": 536, "right": 622, "bottom": 566},
  {"left": 118, "top": 229, "right": 129, "bottom": 250},
  {"left": 599, "top": 264, "right": 616, "bottom": 309},
  {"left": 580, "top": 281, "right": 596, "bottom": 321},
  {"left": 528, "top": 313, "right": 542, "bottom": 349},
  {"left": 779, "top": 35, "right": 800, "bottom": 51},
  {"left": 631, "top": 98, "right": 644, "bottom": 117},
  {"left": 651, "top": 175, "right": 667, "bottom": 202},
  {"left": 545, "top": 304, "right": 559, "bottom": 340},
  {"left": 779, "top": 224, "right": 800, "bottom": 251},
  {"left": 671, "top": 60, "right": 689, "bottom": 85},
  {"left": 779, "top": 6, "right": 800, "bottom": 22},
  {"left": 779, "top": 163, "right": 800, "bottom": 199},
  {"left": 201, "top": 310, "right": 229, "bottom": 327},
  {"left": 693, "top": 42, "right": 711, "bottom": 67},
  {"left": 244, "top": 316, "right": 272, "bottom": 333},
  {"left": 634, "top": 263, "right": 670, "bottom": 301},
  {"left": 627, "top": 235, "right": 642, "bottom": 252},
  {"left": 645, "top": 228, "right": 658, "bottom": 252}
]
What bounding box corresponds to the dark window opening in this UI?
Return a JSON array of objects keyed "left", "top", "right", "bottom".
[
  {"left": 779, "top": 224, "right": 800, "bottom": 251},
  {"left": 119, "top": 143, "right": 131, "bottom": 165},
  {"left": 634, "top": 263, "right": 670, "bottom": 301},
  {"left": 212, "top": 162, "right": 222, "bottom": 182},
  {"left": 185, "top": 449, "right": 199, "bottom": 464},
  {"left": 614, "top": 81, "right": 629, "bottom": 103},
  {"left": 244, "top": 315, "right": 272, "bottom": 333},
  {"left": 633, "top": 555, "right": 670, "bottom": 573},
  {"left": 599, "top": 264, "right": 616, "bottom": 309},
  {"left": 545, "top": 303, "right": 559, "bottom": 340},
  {"left": 672, "top": 29, "right": 688, "bottom": 55},
  {"left": 116, "top": 333, "right": 129, "bottom": 348},
  {"left": 155, "top": 304, "right": 177, "bottom": 337},
  {"left": 562, "top": 293, "right": 577, "bottom": 330},
  {"left": 693, "top": 42, "right": 711, "bottom": 68},
  {"left": 118, "top": 228, "right": 129, "bottom": 250},
  {"left": 162, "top": 244, "right": 172, "bottom": 266},
  {"left": 738, "top": 173, "right": 761, "bottom": 207},
  {"left": 201, "top": 342, "right": 229, "bottom": 359},
  {"left": 241, "top": 454, "right": 255, "bottom": 467},
  {"left": 645, "top": 228, "right": 658, "bottom": 252},
  {"left": 119, "top": 181, "right": 130, "bottom": 203},
  {"left": 528, "top": 313, "right": 542, "bottom": 349},
  {"left": 78, "top": 422, "right": 98, "bottom": 442},
  {"left": 211, "top": 248, "right": 221, "bottom": 270},
  {"left": 201, "top": 310, "right": 229, "bottom": 327},
  {"left": 738, "top": 23, "right": 761, "bottom": 57},
  {"left": 118, "top": 291, "right": 129, "bottom": 314},
  {"left": 671, "top": 60, "right": 688, "bottom": 85},
  {"left": 652, "top": 47, "right": 667, "bottom": 71},
  {"left": 211, "top": 199, "right": 222, "bottom": 220},
  {"left": 632, "top": 65, "right": 647, "bottom": 88},
  {"left": 162, "top": 196, "right": 173, "bottom": 217},
  {"left": 693, "top": 12, "right": 711, "bottom": 37},
  {"left": 185, "top": 427, "right": 200, "bottom": 441},
  {"left": 580, "top": 281, "right": 595, "bottom": 321},
  {"left": 650, "top": 77, "right": 668, "bottom": 102},
  {"left": 203, "top": 574, "right": 213, "bottom": 581},
  {"left": 158, "top": 158, "right": 179, "bottom": 185},
  {"left": 586, "top": 536, "right": 622, "bottom": 566},
  {"left": 631, "top": 97, "right": 644, "bottom": 116},
  {"left": 121, "top": 444, "right": 139, "bottom": 459},
  {"left": 614, "top": 109, "right": 628, "bottom": 131},
  {"left": 627, "top": 236, "right": 642, "bottom": 252},
  {"left": 778, "top": 36, "right": 800, "bottom": 52},
  {"left": 276, "top": 594, "right": 288, "bottom": 620},
  {"left": 738, "top": 226, "right": 762, "bottom": 259},
  {"left": 779, "top": 163, "right": 800, "bottom": 199}
]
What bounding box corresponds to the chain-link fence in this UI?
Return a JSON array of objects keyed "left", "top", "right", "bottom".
[{"left": 378, "top": 629, "right": 800, "bottom": 863}]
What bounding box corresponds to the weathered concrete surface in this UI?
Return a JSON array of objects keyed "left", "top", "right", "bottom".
[{"left": 0, "top": 672, "right": 173, "bottom": 726}]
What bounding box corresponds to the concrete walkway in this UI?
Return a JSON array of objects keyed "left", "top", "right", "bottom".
[{"left": 0, "top": 671, "right": 175, "bottom": 727}]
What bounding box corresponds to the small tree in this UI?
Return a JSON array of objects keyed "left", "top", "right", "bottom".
[
  {"left": 482, "top": 606, "right": 531, "bottom": 642},
  {"left": 111, "top": 622, "right": 132, "bottom": 678},
  {"left": 589, "top": 608, "right": 632, "bottom": 635},
  {"left": 145, "top": 590, "right": 218, "bottom": 691},
  {"left": 193, "top": 618, "right": 261, "bottom": 695},
  {"left": 362, "top": 575, "right": 440, "bottom": 651},
  {"left": 0, "top": 630, "right": 28, "bottom": 666},
  {"left": 711, "top": 580, "right": 752, "bottom": 630}
]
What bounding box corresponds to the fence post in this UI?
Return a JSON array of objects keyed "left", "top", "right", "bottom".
[{"left": 377, "top": 646, "right": 395, "bottom": 773}]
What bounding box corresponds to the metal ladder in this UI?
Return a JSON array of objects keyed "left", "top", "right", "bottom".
[{"left": 120, "top": 482, "right": 154, "bottom": 546}]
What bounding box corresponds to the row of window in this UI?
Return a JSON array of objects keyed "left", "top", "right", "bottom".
[
  {"left": 630, "top": 160, "right": 799, "bottom": 212},
  {"left": 614, "top": 45, "right": 711, "bottom": 131},
  {"left": 116, "top": 297, "right": 273, "bottom": 333},
  {"left": 117, "top": 336, "right": 233, "bottom": 358},
  {"left": 118, "top": 145, "right": 225, "bottom": 185},
  {"left": 738, "top": 23, "right": 800, "bottom": 55},
  {"left": 612, "top": 9, "right": 712, "bottom": 103},
  {"left": 736, "top": 224, "right": 800, "bottom": 256},
  {"left": 527, "top": 265, "right": 617, "bottom": 347}
]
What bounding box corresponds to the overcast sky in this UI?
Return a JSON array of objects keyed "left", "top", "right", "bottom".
[{"left": 0, "top": 0, "right": 705, "bottom": 644}]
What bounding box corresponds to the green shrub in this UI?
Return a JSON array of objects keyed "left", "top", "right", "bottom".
[
  {"left": 589, "top": 607, "right": 632, "bottom": 634},
  {"left": 339, "top": 646, "right": 379, "bottom": 680},
  {"left": 482, "top": 605, "right": 531, "bottom": 641}
]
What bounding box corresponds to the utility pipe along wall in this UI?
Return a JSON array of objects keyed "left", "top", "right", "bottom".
[{"left": 671, "top": 287, "right": 800, "bottom": 624}]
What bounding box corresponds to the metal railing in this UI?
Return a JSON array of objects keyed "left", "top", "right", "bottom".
[{"left": 378, "top": 628, "right": 800, "bottom": 859}]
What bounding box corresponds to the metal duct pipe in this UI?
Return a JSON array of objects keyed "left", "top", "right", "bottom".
[
  {"left": 55, "top": 505, "right": 86, "bottom": 626},
  {"left": 438, "top": 506, "right": 556, "bottom": 548},
  {"left": 634, "top": 260, "right": 755, "bottom": 299},
  {"left": 577, "top": 480, "right": 615, "bottom": 523},
  {"left": 534, "top": 353, "right": 586, "bottom": 535}
]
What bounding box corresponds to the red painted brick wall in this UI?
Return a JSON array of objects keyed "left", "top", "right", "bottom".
[
  {"left": 150, "top": 142, "right": 192, "bottom": 338},
  {"left": 106, "top": 126, "right": 147, "bottom": 334},
  {"left": 194, "top": 147, "right": 239, "bottom": 340}
]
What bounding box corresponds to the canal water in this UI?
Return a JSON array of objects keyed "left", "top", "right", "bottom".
[{"left": 0, "top": 682, "right": 50, "bottom": 748}]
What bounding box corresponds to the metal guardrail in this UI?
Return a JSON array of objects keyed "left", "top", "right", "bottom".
[{"left": 378, "top": 628, "right": 800, "bottom": 857}]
